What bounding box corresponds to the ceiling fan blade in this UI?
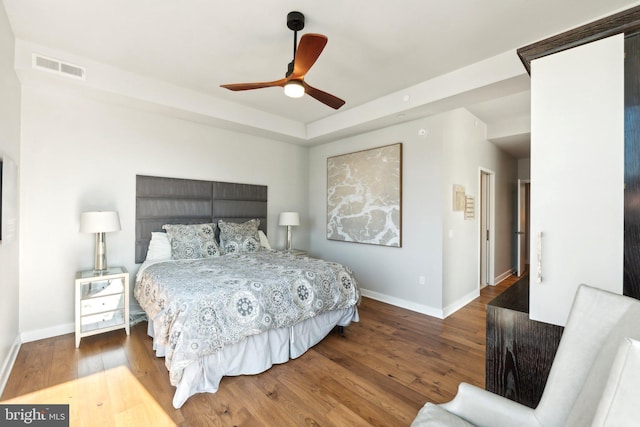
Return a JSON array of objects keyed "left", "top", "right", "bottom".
[
  {"left": 220, "top": 78, "right": 287, "bottom": 91},
  {"left": 303, "top": 81, "right": 345, "bottom": 109},
  {"left": 291, "top": 33, "right": 328, "bottom": 79}
]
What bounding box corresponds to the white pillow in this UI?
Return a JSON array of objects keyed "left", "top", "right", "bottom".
[
  {"left": 144, "top": 232, "right": 172, "bottom": 261},
  {"left": 258, "top": 230, "right": 271, "bottom": 250},
  {"left": 592, "top": 337, "right": 640, "bottom": 426}
]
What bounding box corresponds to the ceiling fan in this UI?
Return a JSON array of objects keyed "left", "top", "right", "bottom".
[{"left": 220, "top": 11, "right": 345, "bottom": 110}]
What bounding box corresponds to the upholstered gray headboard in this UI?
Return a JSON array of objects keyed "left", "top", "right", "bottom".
[{"left": 135, "top": 175, "right": 267, "bottom": 263}]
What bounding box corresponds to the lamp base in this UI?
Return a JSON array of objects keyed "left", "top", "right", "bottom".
[
  {"left": 94, "top": 232, "right": 108, "bottom": 272},
  {"left": 285, "top": 225, "right": 292, "bottom": 251}
]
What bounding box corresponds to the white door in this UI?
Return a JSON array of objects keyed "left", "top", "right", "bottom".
[{"left": 480, "top": 171, "right": 491, "bottom": 287}]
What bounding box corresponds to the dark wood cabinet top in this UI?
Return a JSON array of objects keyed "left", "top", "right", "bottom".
[{"left": 487, "top": 275, "right": 529, "bottom": 313}]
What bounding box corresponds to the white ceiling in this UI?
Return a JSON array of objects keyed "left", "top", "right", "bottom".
[{"left": 3, "top": 0, "right": 638, "bottom": 158}]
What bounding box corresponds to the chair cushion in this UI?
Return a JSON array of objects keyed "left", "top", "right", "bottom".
[
  {"left": 564, "top": 304, "right": 640, "bottom": 426},
  {"left": 591, "top": 337, "right": 640, "bottom": 426},
  {"left": 411, "top": 403, "right": 475, "bottom": 427}
]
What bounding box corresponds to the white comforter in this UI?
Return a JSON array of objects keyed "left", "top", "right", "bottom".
[{"left": 134, "top": 250, "right": 360, "bottom": 387}]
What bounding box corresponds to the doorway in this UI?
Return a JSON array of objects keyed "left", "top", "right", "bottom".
[
  {"left": 479, "top": 169, "right": 494, "bottom": 288},
  {"left": 516, "top": 179, "right": 531, "bottom": 277}
]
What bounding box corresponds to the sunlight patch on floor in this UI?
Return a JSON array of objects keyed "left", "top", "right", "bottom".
[{"left": 1, "top": 366, "right": 176, "bottom": 426}]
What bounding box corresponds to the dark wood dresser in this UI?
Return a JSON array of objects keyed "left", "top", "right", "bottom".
[{"left": 485, "top": 277, "right": 564, "bottom": 408}]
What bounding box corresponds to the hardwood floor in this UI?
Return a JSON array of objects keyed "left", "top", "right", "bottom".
[{"left": 1, "top": 276, "right": 518, "bottom": 426}]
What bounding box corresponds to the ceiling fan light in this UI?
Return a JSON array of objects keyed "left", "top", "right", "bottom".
[{"left": 284, "top": 81, "right": 305, "bottom": 98}]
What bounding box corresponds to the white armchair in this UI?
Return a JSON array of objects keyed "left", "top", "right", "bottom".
[{"left": 411, "top": 284, "right": 640, "bottom": 427}]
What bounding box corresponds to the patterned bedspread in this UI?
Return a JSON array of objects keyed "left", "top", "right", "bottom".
[{"left": 134, "top": 250, "right": 359, "bottom": 385}]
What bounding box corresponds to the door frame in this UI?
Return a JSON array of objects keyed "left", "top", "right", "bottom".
[
  {"left": 517, "top": 179, "right": 531, "bottom": 276},
  {"left": 479, "top": 168, "right": 495, "bottom": 287}
]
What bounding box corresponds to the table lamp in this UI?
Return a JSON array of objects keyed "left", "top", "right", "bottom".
[
  {"left": 80, "top": 211, "right": 121, "bottom": 272},
  {"left": 278, "top": 212, "right": 300, "bottom": 251}
]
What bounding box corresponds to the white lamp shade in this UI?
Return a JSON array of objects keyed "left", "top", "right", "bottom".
[
  {"left": 279, "top": 212, "right": 300, "bottom": 226},
  {"left": 80, "top": 211, "right": 121, "bottom": 233}
]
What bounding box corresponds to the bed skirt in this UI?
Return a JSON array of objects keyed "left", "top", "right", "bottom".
[{"left": 147, "top": 306, "right": 359, "bottom": 408}]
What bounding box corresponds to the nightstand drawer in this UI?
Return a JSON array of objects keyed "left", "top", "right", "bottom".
[
  {"left": 81, "top": 293, "right": 124, "bottom": 316},
  {"left": 81, "top": 278, "right": 124, "bottom": 298},
  {"left": 80, "top": 310, "right": 125, "bottom": 333}
]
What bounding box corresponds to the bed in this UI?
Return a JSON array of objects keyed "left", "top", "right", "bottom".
[{"left": 133, "top": 175, "right": 360, "bottom": 408}]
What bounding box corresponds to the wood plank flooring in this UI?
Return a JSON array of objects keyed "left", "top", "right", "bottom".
[{"left": 1, "top": 276, "right": 518, "bottom": 426}]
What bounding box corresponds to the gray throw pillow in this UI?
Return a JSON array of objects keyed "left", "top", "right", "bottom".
[
  {"left": 218, "top": 219, "right": 260, "bottom": 254},
  {"left": 162, "top": 223, "right": 221, "bottom": 259}
]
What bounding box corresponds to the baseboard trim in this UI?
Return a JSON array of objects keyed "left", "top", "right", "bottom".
[
  {"left": 21, "top": 284, "right": 493, "bottom": 344},
  {"left": 20, "top": 322, "right": 74, "bottom": 344},
  {"left": 359, "top": 288, "right": 445, "bottom": 319},
  {"left": 442, "top": 288, "right": 480, "bottom": 318},
  {"left": 0, "top": 335, "right": 21, "bottom": 397},
  {"left": 495, "top": 269, "right": 515, "bottom": 284}
]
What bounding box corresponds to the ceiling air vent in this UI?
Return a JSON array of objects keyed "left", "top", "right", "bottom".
[{"left": 32, "top": 54, "right": 86, "bottom": 80}]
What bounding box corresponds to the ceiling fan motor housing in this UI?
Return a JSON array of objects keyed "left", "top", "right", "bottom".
[{"left": 287, "top": 11, "right": 305, "bottom": 31}]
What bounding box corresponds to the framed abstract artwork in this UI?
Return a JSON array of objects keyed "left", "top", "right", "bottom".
[{"left": 327, "top": 143, "right": 402, "bottom": 247}]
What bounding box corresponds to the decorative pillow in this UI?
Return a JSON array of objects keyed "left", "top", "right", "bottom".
[
  {"left": 258, "top": 230, "right": 272, "bottom": 250},
  {"left": 162, "top": 223, "right": 222, "bottom": 259},
  {"left": 144, "top": 231, "right": 172, "bottom": 261},
  {"left": 591, "top": 337, "right": 640, "bottom": 427},
  {"left": 218, "top": 219, "right": 260, "bottom": 253}
]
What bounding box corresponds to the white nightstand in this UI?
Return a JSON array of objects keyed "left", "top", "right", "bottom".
[{"left": 75, "top": 266, "right": 130, "bottom": 348}]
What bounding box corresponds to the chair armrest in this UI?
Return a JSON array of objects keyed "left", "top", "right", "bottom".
[{"left": 440, "top": 383, "right": 542, "bottom": 427}]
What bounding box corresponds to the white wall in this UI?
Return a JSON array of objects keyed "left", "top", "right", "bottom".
[
  {"left": 518, "top": 158, "right": 531, "bottom": 180},
  {"left": 309, "top": 116, "right": 444, "bottom": 315},
  {"left": 309, "top": 109, "right": 517, "bottom": 317},
  {"left": 18, "top": 83, "right": 310, "bottom": 341},
  {"left": 530, "top": 34, "right": 624, "bottom": 326},
  {"left": 0, "top": 5, "right": 21, "bottom": 392},
  {"left": 442, "top": 109, "right": 517, "bottom": 311}
]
